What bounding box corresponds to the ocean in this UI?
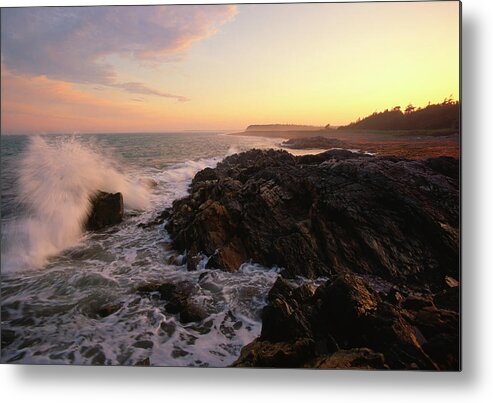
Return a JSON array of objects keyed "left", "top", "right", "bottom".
[{"left": 0, "top": 132, "right": 324, "bottom": 366}]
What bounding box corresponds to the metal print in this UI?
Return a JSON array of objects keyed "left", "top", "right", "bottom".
[{"left": 0, "top": 1, "right": 460, "bottom": 369}]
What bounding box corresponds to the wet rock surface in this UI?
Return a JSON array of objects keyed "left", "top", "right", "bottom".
[
  {"left": 85, "top": 191, "right": 124, "bottom": 231},
  {"left": 136, "top": 281, "right": 208, "bottom": 324},
  {"left": 232, "top": 274, "right": 459, "bottom": 370},
  {"left": 164, "top": 149, "right": 459, "bottom": 369},
  {"left": 166, "top": 149, "right": 459, "bottom": 287}
]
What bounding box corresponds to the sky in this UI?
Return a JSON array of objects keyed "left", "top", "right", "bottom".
[{"left": 0, "top": 1, "right": 460, "bottom": 134}]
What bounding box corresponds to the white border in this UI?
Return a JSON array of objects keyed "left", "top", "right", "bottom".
[{"left": 2, "top": 0, "right": 493, "bottom": 401}]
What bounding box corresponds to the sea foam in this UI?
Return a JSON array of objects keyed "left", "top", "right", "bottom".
[{"left": 2, "top": 136, "right": 151, "bottom": 271}]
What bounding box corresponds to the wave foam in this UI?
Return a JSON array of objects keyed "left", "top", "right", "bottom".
[{"left": 2, "top": 136, "right": 151, "bottom": 272}]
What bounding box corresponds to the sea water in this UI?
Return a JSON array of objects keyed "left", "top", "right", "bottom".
[{"left": 1, "top": 132, "right": 327, "bottom": 366}]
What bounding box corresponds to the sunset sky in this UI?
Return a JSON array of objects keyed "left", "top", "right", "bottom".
[{"left": 1, "top": 1, "right": 460, "bottom": 134}]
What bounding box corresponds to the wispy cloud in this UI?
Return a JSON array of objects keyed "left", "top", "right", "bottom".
[
  {"left": 112, "top": 82, "right": 190, "bottom": 102},
  {"left": 0, "top": 71, "right": 189, "bottom": 133},
  {"left": 0, "top": 5, "right": 237, "bottom": 100}
]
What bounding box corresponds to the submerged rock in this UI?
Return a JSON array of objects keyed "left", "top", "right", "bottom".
[
  {"left": 85, "top": 191, "right": 124, "bottom": 231},
  {"left": 136, "top": 281, "right": 208, "bottom": 324}
]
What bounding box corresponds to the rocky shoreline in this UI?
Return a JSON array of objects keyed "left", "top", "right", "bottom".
[
  {"left": 281, "top": 136, "right": 349, "bottom": 150},
  {"left": 162, "top": 148, "right": 459, "bottom": 370},
  {"left": 232, "top": 273, "right": 459, "bottom": 369}
]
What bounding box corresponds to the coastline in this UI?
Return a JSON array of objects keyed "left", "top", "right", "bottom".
[
  {"left": 227, "top": 129, "right": 460, "bottom": 159},
  {"left": 164, "top": 148, "right": 460, "bottom": 369},
  {"left": 1, "top": 134, "right": 460, "bottom": 369}
]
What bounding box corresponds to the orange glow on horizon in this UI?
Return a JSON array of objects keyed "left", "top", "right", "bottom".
[{"left": 1, "top": 2, "right": 460, "bottom": 134}]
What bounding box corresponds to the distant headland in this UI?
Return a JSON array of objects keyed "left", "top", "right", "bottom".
[
  {"left": 229, "top": 100, "right": 460, "bottom": 159},
  {"left": 246, "top": 124, "right": 324, "bottom": 132},
  {"left": 231, "top": 99, "right": 459, "bottom": 138}
]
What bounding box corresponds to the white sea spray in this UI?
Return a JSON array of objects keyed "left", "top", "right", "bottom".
[{"left": 2, "top": 136, "right": 151, "bottom": 271}]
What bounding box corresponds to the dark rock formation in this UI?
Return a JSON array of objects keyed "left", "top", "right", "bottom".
[
  {"left": 233, "top": 274, "right": 459, "bottom": 370},
  {"left": 309, "top": 348, "right": 388, "bottom": 369},
  {"left": 166, "top": 149, "right": 459, "bottom": 289},
  {"left": 164, "top": 148, "right": 459, "bottom": 370},
  {"left": 282, "top": 136, "right": 349, "bottom": 149},
  {"left": 232, "top": 338, "right": 315, "bottom": 368},
  {"left": 136, "top": 281, "right": 208, "bottom": 324},
  {"left": 85, "top": 191, "right": 123, "bottom": 231}
]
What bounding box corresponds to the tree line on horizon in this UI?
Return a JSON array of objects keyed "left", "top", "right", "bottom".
[{"left": 337, "top": 97, "right": 460, "bottom": 131}]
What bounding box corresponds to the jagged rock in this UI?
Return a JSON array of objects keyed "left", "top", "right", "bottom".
[
  {"left": 408, "top": 305, "right": 459, "bottom": 340},
  {"left": 316, "top": 273, "right": 379, "bottom": 321},
  {"left": 402, "top": 294, "right": 435, "bottom": 311},
  {"left": 233, "top": 273, "right": 457, "bottom": 370},
  {"left": 422, "top": 332, "right": 460, "bottom": 370},
  {"left": 166, "top": 149, "right": 459, "bottom": 288},
  {"left": 434, "top": 287, "right": 459, "bottom": 311},
  {"left": 232, "top": 338, "right": 315, "bottom": 368},
  {"left": 386, "top": 287, "right": 405, "bottom": 305},
  {"left": 164, "top": 148, "right": 459, "bottom": 370},
  {"left": 444, "top": 276, "right": 460, "bottom": 288},
  {"left": 260, "top": 277, "right": 314, "bottom": 342},
  {"left": 85, "top": 191, "right": 123, "bottom": 230},
  {"left": 314, "top": 273, "right": 437, "bottom": 369},
  {"left": 309, "top": 348, "right": 388, "bottom": 369}
]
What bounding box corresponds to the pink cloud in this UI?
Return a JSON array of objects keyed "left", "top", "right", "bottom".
[
  {"left": 0, "top": 71, "right": 175, "bottom": 133},
  {"left": 1, "top": 5, "right": 237, "bottom": 99},
  {"left": 112, "top": 82, "right": 190, "bottom": 102}
]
